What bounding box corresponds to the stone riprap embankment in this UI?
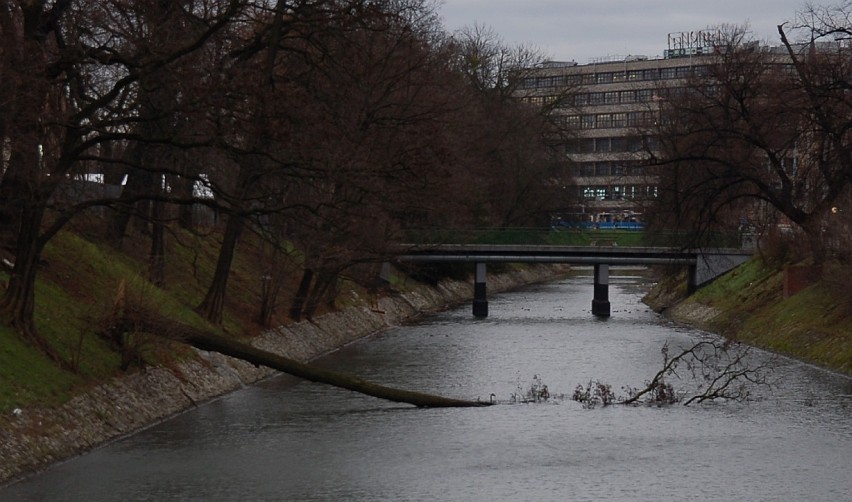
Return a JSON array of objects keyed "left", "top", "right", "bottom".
[
  {"left": 0, "top": 265, "right": 568, "bottom": 485},
  {"left": 663, "top": 302, "right": 724, "bottom": 327}
]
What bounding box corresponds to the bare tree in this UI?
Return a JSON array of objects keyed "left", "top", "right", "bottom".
[
  {"left": 256, "top": 2, "right": 479, "bottom": 319},
  {"left": 648, "top": 18, "right": 851, "bottom": 258},
  {"left": 0, "top": 0, "right": 246, "bottom": 354},
  {"left": 0, "top": 0, "right": 583, "bottom": 361},
  {"left": 572, "top": 339, "right": 775, "bottom": 408},
  {"left": 191, "top": 0, "right": 475, "bottom": 322},
  {"left": 449, "top": 23, "right": 574, "bottom": 229}
]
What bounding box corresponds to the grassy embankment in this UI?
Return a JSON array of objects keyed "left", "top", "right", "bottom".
[
  {"left": 646, "top": 258, "right": 852, "bottom": 376},
  {"left": 11, "top": 225, "right": 843, "bottom": 415},
  {"left": 0, "top": 229, "right": 394, "bottom": 415}
]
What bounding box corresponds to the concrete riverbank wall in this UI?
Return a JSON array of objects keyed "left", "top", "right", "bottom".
[{"left": 0, "top": 264, "right": 569, "bottom": 485}]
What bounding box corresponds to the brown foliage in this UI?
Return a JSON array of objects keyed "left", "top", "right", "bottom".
[
  {"left": 0, "top": 1, "right": 572, "bottom": 356},
  {"left": 647, "top": 20, "right": 852, "bottom": 258}
]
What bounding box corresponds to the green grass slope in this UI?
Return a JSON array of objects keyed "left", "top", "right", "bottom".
[
  {"left": 0, "top": 230, "right": 277, "bottom": 414},
  {"left": 659, "top": 259, "right": 852, "bottom": 375}
]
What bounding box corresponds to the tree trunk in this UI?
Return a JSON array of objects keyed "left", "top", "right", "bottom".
[
  {"left": 172, "top": 175, "right": 195, "bottom": 230},
  {"left": 0, "top": 203, "right": 69, "bottom": 367},
  {"left": 149, "top": 198, "right": 165, "bottom": 287},
  {"left": 188, "top": 331, "right": 490, "bottom": 408},
  {"left": 107, "top": 306, "right": 491, "bottom": 408},
  {"left": 256, "top": 273, "right": 280, "bottom": 327},
  {"left": 803, "top": 220, "right": 828, "bottom": 265},
  {"left": 256, "top": 245, "right": 287, "bottom": 327},
  {"left": 303, "top": 268, "right": 338, "bottom": 319},
  {"left": 108, "top": 161, "right": 155, "bottom": 246},
  {"left": 198, "top": 212, "right": 244, "bottom": 324},
  {"left": 0, "top": 145, "right": 37, "bottom": 250},
  {"left": 289, "top": 267, "right": 314, "bottom": 321}
]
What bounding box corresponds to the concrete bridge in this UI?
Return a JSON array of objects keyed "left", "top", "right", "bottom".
[{"left": 396, "top": 244, "right": 753, "bottom": 318}]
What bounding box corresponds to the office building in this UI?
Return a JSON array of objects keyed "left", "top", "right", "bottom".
[{"left": 515, "top": 32, "right": 721, "bottom": 228}]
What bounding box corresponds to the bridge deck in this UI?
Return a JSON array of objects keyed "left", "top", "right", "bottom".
[
  {"left": 394, "top": 244, "right": 753, "bottom": 318},
  {"left": 397, "top": 244, "right": 750, "bottom": 266}
]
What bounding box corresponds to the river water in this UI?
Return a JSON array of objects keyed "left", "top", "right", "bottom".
[{"left": 3, "top": 271, "right": 851, "bottom": 501}]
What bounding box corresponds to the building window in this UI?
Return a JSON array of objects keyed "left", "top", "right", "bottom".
[
  {"left": 563, "top": 115, "right": 581, "bottom": 128},
  {"left": 627, "top": 112, "right": 651, "bottom": 127},
  {"left": 611, "top": 112, "right": 627, "bottom": 128},
  {"left": 628, "top": 163, "right": 645, "bottom": 175},
  {"left": 660, "top": 67, "right": 678, "bottom": 79},
  {"left": 609, "top": 137, "right": 627, "bottom": 152},
  {"left": 583, "top": 187, "right": 609, "bottom": 200},
  {"left": 636, "top": 89, "right": 654, "bottom": 102},
  {"left": 581, "top": 115, "right": 595, "bottom": 129},
  {"left": 676, "top": 66, "right": 693, "bottom": 77},
  {"left": 525, "top": 96, "right": 544, "bottom": 106},
  {"left": 565, "top": 74, "right": 582, "bottom": 85},
  {"left": 693, "top": 65, "right": 709, "bottom": 77},
  {"left": 596, "top": 72, "right": 613, "bottom": 84},
  {"left": 644, "top": 137, "right": 659, "bottom": 151}
]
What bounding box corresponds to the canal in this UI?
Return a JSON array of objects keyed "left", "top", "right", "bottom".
[{"left": 3, "top": 271, "right": 851, "bottom": 501}]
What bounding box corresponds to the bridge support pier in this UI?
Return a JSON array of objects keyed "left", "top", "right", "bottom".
[
  {"left": 687, "top": 263, "right": 698, "bottom": 295},
  {"left": 473, "top": 263, "right": 488, "bottom": 318},
  {"left": 592, "top": 264, "right": 610, "bottom": 317},
  {"left": 379, "top": 262, "right": 393, "bottom": 284}
]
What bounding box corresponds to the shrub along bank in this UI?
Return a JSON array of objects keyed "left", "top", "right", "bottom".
[{"left": 644, "top": 258, "right": 852, "bottom": 376}]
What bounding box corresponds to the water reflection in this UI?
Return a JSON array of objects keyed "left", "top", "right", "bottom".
[{"left": 3, "top": 271, "right": 851, "bottom": 502}]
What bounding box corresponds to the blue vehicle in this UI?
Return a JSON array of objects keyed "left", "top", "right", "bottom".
[{"left": 551, "top": 212, "right": 645, "bottom": 231}]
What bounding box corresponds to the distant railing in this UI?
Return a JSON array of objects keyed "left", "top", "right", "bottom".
[{"left": 402, "top": 227, "right": 745, "bottom": 249}]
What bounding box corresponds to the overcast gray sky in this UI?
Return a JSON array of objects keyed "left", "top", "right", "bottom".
[{"left": 437, "top": 0, "right": 826, "bottom": 63}]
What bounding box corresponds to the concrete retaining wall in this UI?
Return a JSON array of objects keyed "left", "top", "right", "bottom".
[{"left": 0, "top": 264, "right": 567, "bottom": 485}]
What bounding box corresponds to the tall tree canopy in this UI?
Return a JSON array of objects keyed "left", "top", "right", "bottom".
[
  {"left": 648, "top": 12, "right": 851, "bottom": 259},
  {"left": 0, "top": 1, "right": 570, "bottom": 358}
]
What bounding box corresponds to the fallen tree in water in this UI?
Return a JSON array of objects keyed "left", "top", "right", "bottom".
[
  {"left": 572, "top": 339, "right": 775, "bottom": 408},
  {"left": 101, "top": 304, "right": 491, "bottom": 408}
]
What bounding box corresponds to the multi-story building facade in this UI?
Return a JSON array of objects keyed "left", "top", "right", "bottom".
[{"left": 516, "top": 40, "right": 719, "bottom": 228}]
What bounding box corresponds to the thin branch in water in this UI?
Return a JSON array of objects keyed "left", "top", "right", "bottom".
[{"left": 573, "top": 339, "right": 775, "bottom": 408}]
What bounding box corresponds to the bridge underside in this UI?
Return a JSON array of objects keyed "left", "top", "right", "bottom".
[{"left": 396, "top": 245, "right": 751, "bottom": 318}]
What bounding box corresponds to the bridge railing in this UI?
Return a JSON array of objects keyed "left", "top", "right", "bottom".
[{"left": 402, "top": 227, "right": 745, "bottom": 249}]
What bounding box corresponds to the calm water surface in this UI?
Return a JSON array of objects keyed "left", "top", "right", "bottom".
[{"left": 3, "top": 271, "right": 851, "bottom": 501}]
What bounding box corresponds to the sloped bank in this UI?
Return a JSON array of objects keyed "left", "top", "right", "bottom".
[
  {"left": 643, "top": 260, "right": 852, "bottom": 376},
  {"left": 0, "top": 264, "right": 569, "bottom": 485}
]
